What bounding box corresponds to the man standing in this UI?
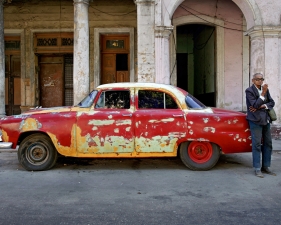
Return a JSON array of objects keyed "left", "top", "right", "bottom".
[{"left": 245, "top": 73, "right": 276, "bottom": 178}]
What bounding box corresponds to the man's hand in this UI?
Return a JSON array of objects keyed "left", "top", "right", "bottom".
[
  {"left": 249, "top": 106, "right": 257, "bottom": 112},
  {"left": 249, "top": 105, "right": 266, "bottom": 112},
  {"left": 261, "top": 84, "right": 268, "bottom": 96}
]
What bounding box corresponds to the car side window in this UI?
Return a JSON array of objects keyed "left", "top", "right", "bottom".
[
  {"left": 138, "top": 90, "right": 178, "bottom": 109},
  {"left": 95, "top": 91, "right": 130, "bottom": 109}
]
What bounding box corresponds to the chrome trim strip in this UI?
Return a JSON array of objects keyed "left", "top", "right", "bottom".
[{"left": 0, "top": 142, "right": 13, "bottom": 149}]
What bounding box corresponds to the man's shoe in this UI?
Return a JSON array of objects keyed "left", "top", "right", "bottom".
[
  {"left": 261, "top": 167, "right": 276, "bottom": 176},
  {"left": 255, "top": 170, "right": 264, "bottom": 178}
]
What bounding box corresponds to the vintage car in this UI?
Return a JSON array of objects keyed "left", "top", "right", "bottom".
[{"left": 0, "top": 83, "right": 252, "bottom": 171}]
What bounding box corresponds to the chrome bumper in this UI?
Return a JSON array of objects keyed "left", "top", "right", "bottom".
[{"left": 0, "top": 141, "right": 13, "bottom": 149}]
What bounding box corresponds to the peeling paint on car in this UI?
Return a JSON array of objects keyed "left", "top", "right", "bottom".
[
  {"left": 213, "top": 116, "right": 221, "bottom": 121},
  {"left": 203, "top": 118, "right": 209, "bottom": 123},
  {"left": 89, "top": 120, "right": 115, "bottom": 126},
  {"left": 148, "top": 118, "right": 175, "bottom": 123},
  {"left": 135, "top": 136, "right": 178, "bottom": 153},
  {"left": 203, "top": 127, "right": 216, "bottom": 133}
]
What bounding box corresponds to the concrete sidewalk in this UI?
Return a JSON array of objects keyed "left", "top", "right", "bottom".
[
  {"left": 1, "top": 139, "right": 281, "bottom": 152},
  {"left": 272, "top": 138, "right": 281, "bottom": 150}
]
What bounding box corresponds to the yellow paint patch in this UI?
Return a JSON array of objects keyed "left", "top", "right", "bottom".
[
  {"left": 148, "top": 118, "right": 174, "bottom": 123},
  {"left": 89, "top": 120, "right": 115, "bottom": 126},
  {"left": 85, "top": 136, "right": 134, "bottom": 153},
  {"left": 135, "top": 136, "right": 178, "bottom": 153},
  {"left": 1, "top": 129, "right": 9, "bottom": 142},
  {"left": 20, "top": 118, "right": 42, "bottom": 131},
  {"left": 116, "top": 120, "right": 131, "bottom": 126},
  {"left": 48, "top": 124, "right": 77, "bottom": 156}
]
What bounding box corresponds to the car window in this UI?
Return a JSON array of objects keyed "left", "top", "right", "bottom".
[
  {"left": 138, "top": 90, "right": 178, "bottom": 109},
  {"left": 95, "top": 91, "right": 130, "bottom": 109},
  {"left": 185, "top": 94, "right": 206, "bottom": 109},
  {"left": 77, "top": 90, "right": 98, "bottom": 108}
]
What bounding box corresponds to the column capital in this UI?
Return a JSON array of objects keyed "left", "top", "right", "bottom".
[
  {"left": 73, "top": 0, "right": 90, "bottom": 5},
  {"left": 246, "top": 25, "right": 281, "bottom": 39},
  {"left": 155, "top": 26, "right": 173, "bottom": 39},
  {"left": 134, "top": 0, "right": 155, "bottom": 5}
]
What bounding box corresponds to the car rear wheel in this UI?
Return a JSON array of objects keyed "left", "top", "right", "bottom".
[
  {"left": 18, "top": 134, "right": 58, "bottom": 171},
  {"left": 180, "top": 141, "right": 220, "bottom": 171}
]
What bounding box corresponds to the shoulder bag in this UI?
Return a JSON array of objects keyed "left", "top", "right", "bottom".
[{"left": 268, "top": 108, "right": 277, "bottom": 121}]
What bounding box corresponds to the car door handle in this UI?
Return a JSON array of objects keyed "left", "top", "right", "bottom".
[
  {"left": 173, "top": 114, "right": 183, "bottom": 117},
  {"left": 122, "top": 114, "right": 132, "bottom": 117}
]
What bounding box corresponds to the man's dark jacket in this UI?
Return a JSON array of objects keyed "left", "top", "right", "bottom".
[{"left": 245, "top": 84, "right": 275, "bottom": 125}]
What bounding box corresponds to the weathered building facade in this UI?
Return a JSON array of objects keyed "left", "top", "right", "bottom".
[{"left": 0, "top": 0, "right": 281, "bottom": 137}]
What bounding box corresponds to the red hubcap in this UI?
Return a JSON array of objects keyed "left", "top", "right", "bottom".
[{"left": 188, "top": 142, "right": 213, "bottom": 163}]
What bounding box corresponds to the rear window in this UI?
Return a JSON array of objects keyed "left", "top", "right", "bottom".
[
  {"left": 138, "top": 90, "right": 178, "bottom": 109},
  {"left": 185, "top": 94, "right": 206, "bottom": 109}
]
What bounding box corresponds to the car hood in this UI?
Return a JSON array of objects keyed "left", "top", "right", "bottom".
[
  {"left": 22, "top": 106, "right": 74, "bottom": 115},
  {"left": 211, "top": 107, "right": 246, "bottom": 117}
]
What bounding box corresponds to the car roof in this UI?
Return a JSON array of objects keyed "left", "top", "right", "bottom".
[
  {"left": 96, "top": 83, "right": 188, "bottom": 109},
  {"left": 97, "top": 82, "right": 182, "bottom": 92}
]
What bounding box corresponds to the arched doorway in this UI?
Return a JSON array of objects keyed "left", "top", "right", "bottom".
[{"left": 176, "top": 24, "right": 216, "bottom": 107}]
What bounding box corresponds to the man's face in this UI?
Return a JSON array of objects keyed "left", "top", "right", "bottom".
[{"left": 252, "top": 75, "right": 264, "bottom": 87}]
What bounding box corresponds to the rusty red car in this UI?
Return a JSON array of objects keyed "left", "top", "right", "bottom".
[{"left": 0, "top": 83, "right": 252, "bottom": 171}]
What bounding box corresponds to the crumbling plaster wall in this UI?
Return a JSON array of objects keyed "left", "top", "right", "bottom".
[{"left": 3, "top": 0, "right": 137, "bottom": 109}]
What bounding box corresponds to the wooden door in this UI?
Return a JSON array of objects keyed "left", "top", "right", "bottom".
[
  {"left": 101, "top": 35, "right": 130, "bottom": 84},
  {"left": 101, "top": 54, "right": 116, "bottom": 84},
  {"left": 5, "top": 55, "right": 21, "bottom": 115},
  {"left": 39, "top": 56, "right": 64, "bottom": 107}
]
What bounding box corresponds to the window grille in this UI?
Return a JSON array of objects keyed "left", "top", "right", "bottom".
[
  {"left": 62, "top": 38, "right": 74, "bottom": 46},
  {"left": 5, "top": 41, "right": 20, "bottom": 50},
  {"left": 64, "top": 55, "right": 73, "bottom": 106},
  {"left": 37, "top": 38, "right": 57, "bottom": 46}
]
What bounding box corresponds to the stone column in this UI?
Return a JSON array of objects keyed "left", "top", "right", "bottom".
[
  {"left": 0, "top": 0, "right": 5, "bottom": 117},
  {"left": 135, "top": 0, "right": 155, "bottom": 82},
  {"left": 155, "top": 26, "right": 173, "bottom": 84},
  {"left": 73, "top": 0, "right": 90, "bottom": 105},
  {"left": 248, "top": 31, "right": 265, "bottom": 76},
  {"left": 248, "top": 26, "right": 281, "bottom": 138}
]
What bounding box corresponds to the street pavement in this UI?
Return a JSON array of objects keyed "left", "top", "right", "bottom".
[{"left": 0, "top": 140, "right": 281, "bottom": 225}]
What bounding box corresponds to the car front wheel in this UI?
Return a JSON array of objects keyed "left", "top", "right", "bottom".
[
  {"left": 18, "top": 134, "right": 58, "bottom": 171},
  {"left": 180, "top": 141, "right": 220, "bottom": 171}
]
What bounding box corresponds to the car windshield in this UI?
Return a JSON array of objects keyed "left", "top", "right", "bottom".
[
  {"left": 77, "top": 90, "right": 98, "bottom": 108},
  {"left": 185, "top": 93, "right": 206, "bottom": 109}
]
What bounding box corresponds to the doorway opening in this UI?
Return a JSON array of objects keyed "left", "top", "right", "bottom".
[
  {"left": 5, "top": 36, "right": 21, "bottom": 116},
  {"left": 176, "top": 24, "right": 216, "bottom": 107}
]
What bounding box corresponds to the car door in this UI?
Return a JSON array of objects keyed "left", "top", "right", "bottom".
[
  {"left": 76, "top": 88, "right": 134, "bottom": 154},
  {"left": 134, "top": 89, "right": 187, "bottom": 153}
]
